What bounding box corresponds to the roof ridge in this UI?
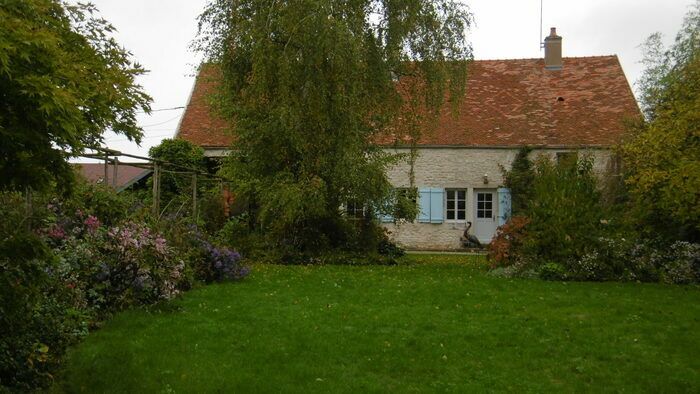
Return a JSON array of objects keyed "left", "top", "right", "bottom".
[{"left": 473, "top": 55, "right": 618, "bottom": 62}]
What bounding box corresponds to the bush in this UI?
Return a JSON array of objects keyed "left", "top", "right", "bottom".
[
  {"left": 658, "top": 241, "right": 700, "bottom": 284},
  {"left": 523, "top": 155, "right": 605, "bottom": 264},
  {"left": 0, "top": 194, "right": 85, "bottom": 390},
  {"left": 1, "top": 185, "right": 249, "bottom": 391},
  {"left": 48, "top": 215, "right": 189, "bottom": 317},
  {"left": 538, "top": 262, "right": 567, "bottom": 281},
  {"left": 487, "top": 216, "right": 530, "bottom": 268},
  {"left": 491, "top": 153, "right": 700, "bottom": 284}
]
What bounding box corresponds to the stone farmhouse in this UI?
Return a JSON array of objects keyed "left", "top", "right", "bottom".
[{"left": 176, "top": 28, "right": 641, "bottom": 250}]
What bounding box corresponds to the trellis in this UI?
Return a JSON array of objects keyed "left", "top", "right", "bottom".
[{"left": 80, "top": 146, "right": 233, "bottom": 219}]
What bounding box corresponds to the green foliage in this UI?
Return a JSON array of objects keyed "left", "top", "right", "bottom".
[
  {"left": 622, "top": 1, "right": 700, "bottom": 238},
  {"left": 194, "top": 0, "right": 472, "bottom": 258},
  {"left": 148, "top": 139, "right": 207, "bottom": 204},
  {"left": 392, "top": 187, "right": 419, "bottom": 221},
  {"left": 522, "top": 154, "right": 605, "bottom": 265},
  {"left": 537, "top": 262, "right": 567, "bottom": 281},
  {"left": 64, "top": 176, "right": 138, "bottom": 225},
  {"left": 0, "top": 193, "right": 84, "bottom": 390},
  {"left": 501, "top": 147, "right": 535, "bottom": 215},
  {"left": 489, "top": 154, "right": 700, "bottom": 283},
  {"left": 0, "top": 182, "right": 247, "bottom": 390},
  {"left": 0, "top": 0, "right": 151, "bottom": 193}
]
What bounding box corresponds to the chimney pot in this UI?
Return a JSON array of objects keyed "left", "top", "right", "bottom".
[{"left": 544, "top": 27, "right": 562, "bottom": 70}]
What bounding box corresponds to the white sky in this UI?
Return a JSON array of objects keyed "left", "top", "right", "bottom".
[{"left": 83, "top": 0, "right": 692, "bottom": 159}]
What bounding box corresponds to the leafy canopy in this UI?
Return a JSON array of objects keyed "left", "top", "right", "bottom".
[
  {"left": 194, "top": 0, "right": 472, "bottom": 253},
  {"left": 0, "top": 0, "right": 151, "bottom": 192},
  {"left": 622, "top": 1, "right": 700, "bottom": 237}
]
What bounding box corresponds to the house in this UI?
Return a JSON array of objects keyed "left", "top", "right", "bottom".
[
  {"left": 75, "top": 163, "right": 152, "bottom": 192},
  {"left": 175, "top": 28, "right": 641, "bottom": 250}
]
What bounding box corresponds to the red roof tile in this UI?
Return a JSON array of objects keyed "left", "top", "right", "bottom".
[
  {"left": 75, "top": 163, "right": 151, "bottom": 191},
  {"left": 177, "top": 56, "right": 641, "bottom": 148}
]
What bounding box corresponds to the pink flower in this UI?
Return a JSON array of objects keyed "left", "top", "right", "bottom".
[
  {"left": 47, "top": 225, "right": 66, "bottom": 240},
  {"left": 155, "top": 236, "right": 167, "bottom": 254},
  {"left": 84, "top": 215, "right": 101, "bottom": 233}
]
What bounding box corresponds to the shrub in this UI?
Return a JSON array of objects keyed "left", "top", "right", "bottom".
[
  {"left": 175, "top": 223, "right": 250, "bottom": 283},
  {"left": 487, "top": 216, "right": 530, "bottom": 268},
  {"left": 0, "top": 193, "right": 85, "bottom": 390},
  {"left": 523, "top": 155, "right": 605, "bottom": 265},
  {"left": 538, "top": 262, "right": 567, "bottom": 281},
  {"left": 658, "top": 241, "right": 700, "bottom": 284},
  {"left": 50, "top": 219, "right": 189, "bottom": 316},
  {"left": 198, "top": 241, "right": 250, "bottom": 282},
  {"left": 217, "top": 214, "right": 264, "bottom": 258}
]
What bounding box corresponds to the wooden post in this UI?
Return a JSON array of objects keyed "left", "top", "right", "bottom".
[
  {"left": 192, "top": 173, "right": 198, "bottom": 219},
  {"left": 103, "top": 151, "right": 109, "bottom": 185},
  {"left": 112, "top": 157, "right": 118, "bottom": 188},
  {"left": 152, "top": 162, "right": 160, "bottom": 217}
]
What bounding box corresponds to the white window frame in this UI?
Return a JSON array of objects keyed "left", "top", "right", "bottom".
[
  {"left": 445, "top": 188, "right": 468, "bottom": 222},
  {"left": 475, "top": 191, "right": 494, "bottom": 219}
]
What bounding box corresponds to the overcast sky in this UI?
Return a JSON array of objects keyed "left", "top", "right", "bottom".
[{"left": 84, "top": 0, "right": 693, "bottom": 158}]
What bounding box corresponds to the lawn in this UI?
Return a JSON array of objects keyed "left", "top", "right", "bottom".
[{"left": 56, "top": 254, "right": 700, "bottom": 392}]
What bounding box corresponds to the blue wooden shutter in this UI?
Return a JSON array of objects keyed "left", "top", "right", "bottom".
[
  {"left": 497, "top": 187, "right": 512, "bottom": 226},
  {"left": 418, "top": 187, "right": 431, "bottom": 223},
  {"left": 429, "top": 188, "right": 444, "bottom": 223}
]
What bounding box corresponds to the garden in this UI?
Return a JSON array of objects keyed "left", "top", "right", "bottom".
[{"left": 2, "top": 0, "right": 700, "bottom": 392}]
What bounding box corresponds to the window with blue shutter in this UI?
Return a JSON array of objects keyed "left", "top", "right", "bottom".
[
  {"left": 497, "top": 187, "right": 512, "bottom": 226},
  {"left": 418, "top": 188, "right": 431, "bottom": 223},
  {"left": 429, "top": 188, "right": 444, "bottom": 223},
  {"left": 418, "top": 187, "right": 445, "bottom": 224}
]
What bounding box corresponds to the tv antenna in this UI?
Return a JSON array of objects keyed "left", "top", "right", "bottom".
[{"left": 539, "top": 0, "right": 544, "bottom": 50}]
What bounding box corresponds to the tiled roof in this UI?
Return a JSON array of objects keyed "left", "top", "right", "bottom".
[
  {"left": 177, "top": 66, "right": 232, "bottom": 148},
  {"left": 176, "top": 56, "right": 640, "bottom": 148},
  {"left": 75, "top": 163, "right": 151, "bottom": 192}
]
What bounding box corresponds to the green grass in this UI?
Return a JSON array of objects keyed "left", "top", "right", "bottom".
[{"left": 56, "top": 255, "right": 700, "bottom": 392}]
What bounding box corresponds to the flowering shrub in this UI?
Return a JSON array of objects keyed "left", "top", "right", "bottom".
[
  {"left": 200, "top": 241, "right": 250, "bottom": 282},
  {"left": 487, "top": 216, "right": 530, "bottom": 268},
  {"left": 654, "top": 241, "right": 699, "bottom": 284},
  {"left": 174, "top": 223, "right": 250, "bottom": 283},
  {"left": 52, "top": 220, "right": 189, "bottom": 316},
  {"left": 2, "top": 183, "right": 247, "bottom": 391}
]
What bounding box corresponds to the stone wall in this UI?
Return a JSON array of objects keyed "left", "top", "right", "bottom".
[{"left": 382, "top": 147, "right": 612, "bottom": 250}]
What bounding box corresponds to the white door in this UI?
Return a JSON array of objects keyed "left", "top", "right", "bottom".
[{"left": 473, "top": 190, "right": 497, "bottom": 243}]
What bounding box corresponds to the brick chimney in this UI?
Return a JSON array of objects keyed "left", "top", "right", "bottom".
[{"left": 544, "top": 27, "right": 562, "bottom": 70}]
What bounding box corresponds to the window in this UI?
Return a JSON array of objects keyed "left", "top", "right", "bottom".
[
  {"left": 446, "top": 189, "right": 467, "bottom": 221},
  {"left": 345, "top": 201, "right": 364, "bottom": 219},
  {"left": 476, "top": 192, "right": 493, "bottom": 219},
  {"left": 418, "top": 188, "right": 445, "bottom": 223}
]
